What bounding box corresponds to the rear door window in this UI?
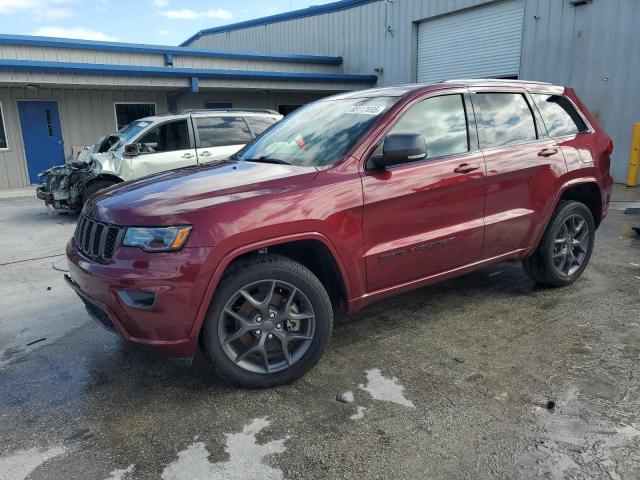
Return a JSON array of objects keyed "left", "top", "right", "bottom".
[
  {"left": 388, "top": 94, "right": 470, "bottom": 159},
  {"left": 475, "top": 92, "right": 538, "bottom": 148},
  {"left": 195, "top": 116, "right": 252, "bottom": 148},
  {"left": 532, "top": 94, "right": 588, "bottom": 137},
  {"left": 245, "top": 116, "right": 279, "bottom": 136}
]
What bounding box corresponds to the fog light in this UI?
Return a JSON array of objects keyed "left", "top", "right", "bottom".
[{"left": 117, "top": 290, "right": 156, "bottom": 309}]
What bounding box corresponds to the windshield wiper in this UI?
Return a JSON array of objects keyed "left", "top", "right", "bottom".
[{"left": 244, "top": 156, "right": 292, "bottom": 165}]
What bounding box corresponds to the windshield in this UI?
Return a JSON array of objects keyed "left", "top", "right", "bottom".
[
  {"left": 238, "top": 96, "right": 398, "bottom": 167},
  {"left": 109, "top": 120, "right": 154, "bottom": 151}
]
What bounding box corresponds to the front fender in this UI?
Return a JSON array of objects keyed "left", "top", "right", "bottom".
[{"left": 188, "top": 232, "right": 352, "bottom": 339}]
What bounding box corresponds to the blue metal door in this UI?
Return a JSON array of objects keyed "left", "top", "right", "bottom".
[{"left": 17, "top": 101, "right": 65, "bottom": 184}]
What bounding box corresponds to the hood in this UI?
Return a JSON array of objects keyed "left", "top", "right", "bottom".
[{"left": 86, "top": 160, "right": 318, "bottom": 226}]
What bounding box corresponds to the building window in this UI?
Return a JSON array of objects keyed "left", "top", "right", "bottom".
[
  {"left": 278, "top": 105, "right": 302, "bottom": 116},
  {"left": 114, "top": 103, "right": 156, "bottom": 131},
  {"left": 0, "top": 102, "right": 8, "bottom": 150},
  {"left": 205, "top": 102, "right": 232, "bottom": 109}
]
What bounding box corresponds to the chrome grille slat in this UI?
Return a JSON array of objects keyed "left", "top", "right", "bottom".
[{"left": 74, "top": 214, "right": 124, "bottom": 264}]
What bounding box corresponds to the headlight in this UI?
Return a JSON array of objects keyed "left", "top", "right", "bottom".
[{"left": 122, "top": 226, "right": 192, "bottom": 252}]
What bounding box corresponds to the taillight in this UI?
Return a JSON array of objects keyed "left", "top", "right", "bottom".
[{"left": 607, "top": 139, "right": 614, "bottom": 155}]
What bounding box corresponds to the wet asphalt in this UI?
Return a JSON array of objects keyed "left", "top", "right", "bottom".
[{"left": 1, "top": 193, "right": 640, "bottom": 479}]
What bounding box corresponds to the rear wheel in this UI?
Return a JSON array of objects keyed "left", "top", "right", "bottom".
[
  {"left": 522, "top": 200, "right": 595, "bottom": 287},
  {"left": 201, "top": 254, "right": 333, "bottom": 388}
]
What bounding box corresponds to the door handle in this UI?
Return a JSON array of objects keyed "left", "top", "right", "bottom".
[
  {"left": 200, "top": 151, "right": 212, "bottom": 157},
  {"left": 454, "top": 163, "right": 480, "bottom": 174},
  {"left": 538, "top": 148, "right": 558, "bottom": 157},
  {"left": 182, "top": 153, "right": 194, "bottom": 159}
]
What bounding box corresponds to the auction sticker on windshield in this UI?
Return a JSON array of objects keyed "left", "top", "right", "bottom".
[{"left": 346, "top": 105, "right": 387, "bottom": 115}]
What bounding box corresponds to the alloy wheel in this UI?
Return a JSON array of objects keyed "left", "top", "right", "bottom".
[
  {"left": 552, "top": 213, "right": 590, "bottom": 277},
  {"left": 217, "top": 279, "right": 316, "bottom": 374}
]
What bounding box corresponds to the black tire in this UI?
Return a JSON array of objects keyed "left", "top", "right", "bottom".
[
  {"left": 201, "top": 254, "right": 333, "bottom": 388},
  {"left": 82, "top": 180, "right": 117, "bottom": 206},
  {"left": 522, "top": 200, "right": 595, "bottom": 287}
]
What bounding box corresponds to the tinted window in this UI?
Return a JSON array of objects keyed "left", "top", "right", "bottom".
[
  {"left": 195, "top": 117, "right": 251, "bottom": 148},
  {"left": 389, "top": 94, "right": 469, "bottom": 158},
  {"left": 278, "top": 104, "right": 302, "bottom": 116},
  {"left": 475, "top": 93, "right": 537, "bottom": 148},
  {"left": 138, "top": 120, "right": 189, "bottom": 153},
  {"left": 204, "top": 102, "right": 232, "bottom": 109},
  {"left": 532, "top": 94, "right": 588, "bottom": 137},
  {"left": 245, "top": 116, "right": 279, "bottom": 136},
  {"left": 114, "top": 103, "right": 155, "bottom": 130},
  {"left": 0, "top": 103, "right": 7, "bottom": 149}
]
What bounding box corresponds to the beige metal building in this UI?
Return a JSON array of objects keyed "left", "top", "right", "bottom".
[{"left": 0, "top": 35, "right": 375, "bottom": 188}]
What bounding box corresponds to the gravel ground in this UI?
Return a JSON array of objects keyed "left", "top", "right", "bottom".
[{"left": 0, "top": 193, "right": 639, "bottom": 480}]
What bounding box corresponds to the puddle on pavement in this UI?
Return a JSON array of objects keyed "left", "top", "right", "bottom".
[
  {"left": 104, "top": 464, "right": 134, "bottom": 480},
  {"left": 350, "top": 406, "right": 366, "bottom": 420},
  {"left": 358, "top": 368, "right": 415, "bottom": 408},
  {"left": 161, "top": 417, "right": 289, "bottom": 480},
  {"left": 0, "top": 445, "right": 66, "bottom": 480}
]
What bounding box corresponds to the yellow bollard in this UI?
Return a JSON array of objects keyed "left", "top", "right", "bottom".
[{"left": 627, "top": 122, "right": 640, "bottom": 187}]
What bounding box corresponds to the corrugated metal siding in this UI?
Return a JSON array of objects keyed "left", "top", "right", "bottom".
[
  {"left": 0, "top": 45, "right": 342, "bottom": 76},
  {"left": 520, "top": 0, "right": 640, "bottom": 182},
  {"left": 416, "top": 0, "right": 524, "bottom": 82},
  {"left": 194, "top": 0, "right": 639, "bottom": 182},
  {"left": 189, "top": 0, "right": 500, "bottom": 86},
  {"left": 0, "top": 87, "right": 167, "bottom": 188},
  {"left": 177, "top": 91, "right": 326, "bottom": 111}
]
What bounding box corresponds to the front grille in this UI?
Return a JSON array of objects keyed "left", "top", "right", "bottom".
[{"left": 74, "top": 214, "right": 124, "bottom": 264}]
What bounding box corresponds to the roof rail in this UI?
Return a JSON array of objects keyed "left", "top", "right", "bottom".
[
  {"left": 176, "top": 108, "right": 280, "bottom": 115},
  {"left": 440, "top": 78, "right": 553, "bottom": 85}
]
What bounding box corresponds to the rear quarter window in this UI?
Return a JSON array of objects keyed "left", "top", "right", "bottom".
[{"left": 532, "top": 94, "right": 588, "bottom": 137}]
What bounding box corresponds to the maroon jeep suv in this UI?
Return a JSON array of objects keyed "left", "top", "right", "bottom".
[{"left": 66, "top": 80, "right": 613, "bottom": 387}]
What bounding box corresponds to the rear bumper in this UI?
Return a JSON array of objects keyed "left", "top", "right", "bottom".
[{"left": 65, "top": 239, "right": 214, "bottom": 358}]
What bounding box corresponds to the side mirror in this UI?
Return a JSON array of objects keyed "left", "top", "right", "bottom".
[
  {"left": 371, "top": 133, "right": 427, "bottom": 169},
  {"left": 124, "top": 143, "right": 140, "bottom": 156}
]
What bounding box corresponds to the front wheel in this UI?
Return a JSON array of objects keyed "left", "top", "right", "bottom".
[
  {"left": 522, "top": 200, "right": 595, "bottom": 287},
  {"left": 201, "top": 254, "right": 333, "bottom": 388},
  {"left": 82, "top": 180, "right": 118, "bottom": 206}
]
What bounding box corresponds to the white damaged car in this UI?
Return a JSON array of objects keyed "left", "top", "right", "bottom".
[{"left": 36, "top": 109, "right": 282, "bottom": 211}]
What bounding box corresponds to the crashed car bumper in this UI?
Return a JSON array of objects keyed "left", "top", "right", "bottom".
[
  {"left": 36, "top": 185, "right": 53, "bottom": 202},
  {"left": 36, "top": 162, "right": 96, "bottom": 211}
]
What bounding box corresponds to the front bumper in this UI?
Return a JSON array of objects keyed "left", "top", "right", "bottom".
[
  {"left": 65, "top": 239, "right": 214, "bottom": 358},
  {"left": 36, "top": 185, "right": 53, "bottom": 203}
]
